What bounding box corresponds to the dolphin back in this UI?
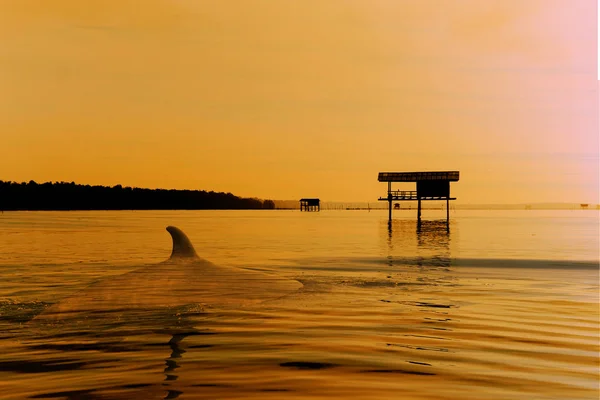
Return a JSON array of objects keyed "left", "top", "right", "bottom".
[
  {"left": 166, "top": 226, "right": 199, "bottom": 259},
  {"left": 30, "top": 225, "right": 302, "bottom": 330}
]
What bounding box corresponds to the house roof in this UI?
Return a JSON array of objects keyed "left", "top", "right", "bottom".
[{"left": 378, "top": 171, "right": 460, "bottom": 182}]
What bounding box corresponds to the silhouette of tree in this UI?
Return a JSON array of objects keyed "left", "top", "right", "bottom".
[
  {"left": 0, "top": 180, "right": 276, "bottom": 211},
  {"left": 262, "top": 200, "right": 275, "bottom": 209}
]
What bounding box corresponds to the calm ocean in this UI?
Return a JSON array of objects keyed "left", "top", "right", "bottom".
[{"left": 0, "top": 210, "right": 598, "bottom": 399}]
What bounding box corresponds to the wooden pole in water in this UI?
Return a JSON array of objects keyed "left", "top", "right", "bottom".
[
  {"left": 417, "top": 196, "right": 422, "bottom": 225},
  {"left": 446, "top": 196, "right": 450, "bottom": 226},
  {"left": 388, "top": 182, "right": 392, "bottom": 222}
]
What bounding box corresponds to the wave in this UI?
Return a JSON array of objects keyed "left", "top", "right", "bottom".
[{"left": 293, "top": 256, "right": 599, "bottom": 271}]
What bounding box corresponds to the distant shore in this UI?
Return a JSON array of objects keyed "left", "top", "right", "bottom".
[
  {"left": 0, "top": 180, "right": 275, "bottom": 211},
  {"left": 1, "top": 180, "right": 596, "bottom": 212},
  {"left": 274, "top": 200, "right": 599, "bottom": 211}
]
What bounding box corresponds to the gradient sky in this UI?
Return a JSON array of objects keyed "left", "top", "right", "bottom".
[{"left": 1, "top": 0, "right": 598, "bottom": 203}]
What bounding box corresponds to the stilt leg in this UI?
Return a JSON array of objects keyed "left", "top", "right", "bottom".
[{"left": 446, "top": 197, "right": 450, "bottom": 231}]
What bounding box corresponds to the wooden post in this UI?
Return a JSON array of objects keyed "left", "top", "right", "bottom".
[
  {"left": 417, "top": 197, "right": 422, "bottom": 225},
  {"left": 388, "top": 182, "right": 392, "bottom": 222},
  {"left": 446, "top": 197, "right": 450, "bottom": 226}
]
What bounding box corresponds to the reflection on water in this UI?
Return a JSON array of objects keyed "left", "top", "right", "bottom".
[
  {"left": 162, "top": 332, "right": 205, "bottom": 399},
  {"left": 416, "top": 220, "right": 451, "bottom": 251},
  {"left": 165, "top": 334, "right": 186, "bottom": 382},
  {"left": 384, "top": 219, "right": 453, "bottom": 269},
  {"left": 0, "top": 211, "right": 598, "bottom": 399}
]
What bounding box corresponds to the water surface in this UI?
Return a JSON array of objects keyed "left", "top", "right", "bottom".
[{"left": 0, "top": 210, "right": 598, "bottom": 399}]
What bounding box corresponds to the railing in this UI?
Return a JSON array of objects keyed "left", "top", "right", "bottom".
[
  {"left": 378, "top": 191, "right": 456, "bottom": 201},
  {"left": 387, "top": 190, "right": 418, "bottom": 199}
]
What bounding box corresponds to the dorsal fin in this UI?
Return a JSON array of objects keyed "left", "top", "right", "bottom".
[{"left": 166, "top": 226, "right": 199, "bottom": 259}]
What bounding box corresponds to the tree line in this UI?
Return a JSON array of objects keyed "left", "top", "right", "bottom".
[{"left": 0, "top": 180, "right": 276, "bottom": 211}]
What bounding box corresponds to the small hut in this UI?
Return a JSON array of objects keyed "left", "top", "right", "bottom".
[
  {"left": 300, "top": 198, "right": 320, "bottom": 212},
  {"left": 378, "top": 171, "right": 460, "bottom": 225}
]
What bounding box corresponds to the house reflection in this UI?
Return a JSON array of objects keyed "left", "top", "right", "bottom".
[
  {"left": 416, "top": 220, "right": 451, "bottom": 250},
  {"left": 382, "top": 219, "right": 453, "bottom": 268}
]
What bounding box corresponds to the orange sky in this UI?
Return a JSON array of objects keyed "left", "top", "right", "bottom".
[{"left": 1, "top": 0, "right": 598, "bottom": 203}]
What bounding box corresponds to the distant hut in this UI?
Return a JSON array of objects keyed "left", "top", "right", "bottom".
[{"left": 300, "top": 198, "right": 320, "bottom": 212}]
